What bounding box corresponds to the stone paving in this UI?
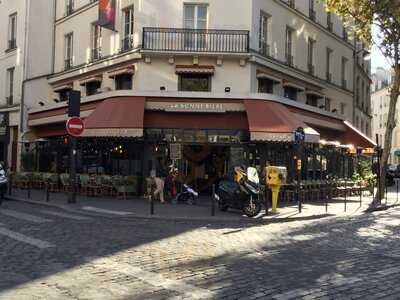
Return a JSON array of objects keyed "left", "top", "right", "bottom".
[{"left": 1, "top": 195, "right": 400, "bottom": 299}]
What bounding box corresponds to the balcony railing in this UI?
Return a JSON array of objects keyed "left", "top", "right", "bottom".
[
  {"left": 121, "top": 36, "right": 134, "bottom": 52},
  {"left": 64, "top": 58, "right": 73, "bottom": 70},
  {"left": 308, "top": 64, "right": 315, "bottom": 75},
  {"left": 91, "top": 48, "right": 102, "bottom": 61},
  {"left": 259, "top": 42, "right": 270, "bottom": 57},
  {"left": 326, "top": 72, "right": 332, "bottom": 82},
  {"left": 342, "top": 79, "right": 347, "bottom": 89},
  {"left": 309, "top": 9, "right": 316, "bottom": 21},
  {"left": 7, "top": 39, "right": 17, "bottom": 50},
  {"left": 286, "top": 54, "right": 294, "bottom": 66},
  {"left": 143, "top": 27, "right": 249, "bottom": 53}
]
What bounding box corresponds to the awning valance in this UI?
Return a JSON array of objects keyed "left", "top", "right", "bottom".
[
  {"left": 256, "top": 72, "right": 282, "bottom": 83},
  {"left": 82, "top": 97, "right": 145, "bottom": 137},
  {"left": 53, "top": 84, "right": 73, "bottom": 92},
  {"left": 282, "top": 81, "right": 305, "bottom": 91},
  {"left": 244, "top": 99, "right": 320, "bottom": 143},
  {"left": 108, "top": 66, "right": 135, "bottom": 78},
  {"left": 79, "top": 76, "right": 103, "bottom": 85},
  {"left": 175, "top": 65, "right": 215, "bottom": 75}
]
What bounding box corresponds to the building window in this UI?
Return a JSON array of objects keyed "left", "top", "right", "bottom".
[
  {"left": 361, "top": 81, "right": 365, "bottom": 109},
  {"left": 259, "top": 11, "right": 270, "bottom": 56},
  {"left": 8, "top": 13, "right": 17, "bottom": 50},
  {"left": 361, "top": 119, "right": 364, "bottom": 133},
  {"left": 340, "top": 103, "right": 346, "bottom": 115},
  {"left": 179, "top": 74, "right": 211, "bottom": 92},
  {"left": 326, "top": 48, "right": 332, "bottom": 82},
  {"left": 58, "top": 90, "right": 69, "bottom": 102},
  {"left": 287, "top": 0, "right": 295, "bottom": 8},
  {"left": 285, "top": 27, "right": 294, "bottom": 66},
  {"left": 356, "top": 76, "right": 360, "bottom": 105},
  {"left": 284, "top": 87, "right": 297, "bottom": 101},
  {"left": 355, "top": 116, "right": 359, "bottom": 128},
  {"left": 65, "top": 0, "right": 74, "bottom": 16},
  {"left": 327, "top": 12, "right": 333, "bottom": 31},
  {"left": 184, "top": 4, "right": 208, "bottom": 29},
  {"left": 309, "top": 0, "right": 315, "bottom": 21},
  {"left": 258, "top": 79, "right": 274, "bottom": 93},
  {"left": 307, "top": 38, "right": 315, "bottom": 75},
  {"left": 341, "top": 57, "right": 347, "bottom": 89},
  {"left": 86, "top": 81, "right": 102, "bottom": 96},
  {"left": 121, "top": 6, "right": 134, "bottom": 51},
  {"left": 306, "top": 94, "right": 319, "bottom": 107},
  {"left": 115, "top": 74, "right": 133, "bottom": 90},
  {"left": 64, "top": 33, "right": 73, "bottom": 70},
  {"left": 6, "top": 67, "right": 14, "bottom": 105},
  {"left": 91, "top": 23, "right": 102, "bottom": 61},
  {"left": 325, "top": 98, "right": 331, "bottom": 112}
]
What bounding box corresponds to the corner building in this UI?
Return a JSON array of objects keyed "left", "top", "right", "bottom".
[{"left": 27, "top": 0, "right": 374, "bottom": 192}]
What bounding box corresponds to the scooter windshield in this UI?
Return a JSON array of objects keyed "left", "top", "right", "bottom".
[{"left": 247, "top": 167, "right": 259, "bottom": 184}]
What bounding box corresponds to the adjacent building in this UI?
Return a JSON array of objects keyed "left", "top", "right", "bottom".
[{"left": 4, "top": 0, "right": 374, "bottom": 185}]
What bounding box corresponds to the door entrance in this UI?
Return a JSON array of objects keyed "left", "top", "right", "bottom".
[{"left": 181, "top": 145, "right": 229, "bottom": 194}]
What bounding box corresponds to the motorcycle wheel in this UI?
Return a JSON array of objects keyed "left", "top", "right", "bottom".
[
  {"left": 243, "top": 196, "right": 261, "bottom": 217},
  {"left": 187, "top": 195, "right": 195, "bottom": 205}
]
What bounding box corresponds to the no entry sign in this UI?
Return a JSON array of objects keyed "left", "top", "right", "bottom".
[{"left": 66, "top": 117, "right": 84, "bottom": 136}]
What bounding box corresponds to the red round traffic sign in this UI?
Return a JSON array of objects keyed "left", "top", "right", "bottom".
[{"left": 66, "top": 117, "right": 84, "bottom": 136}]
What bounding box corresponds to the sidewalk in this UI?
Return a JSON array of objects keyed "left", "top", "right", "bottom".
[{"left": 5, "top": 187, "right": 388, "bottom": 223}]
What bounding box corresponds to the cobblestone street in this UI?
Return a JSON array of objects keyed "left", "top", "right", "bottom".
[{"left": 1, "top": 200, "right": 400, "bottom": 299}]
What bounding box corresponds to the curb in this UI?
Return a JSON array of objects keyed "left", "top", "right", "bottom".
[
  {"left": 4, "top": 195, "right": 271, "bottom": 224},
  {"left": 364, "top": 203, "right": 400, "bottom": 213}
]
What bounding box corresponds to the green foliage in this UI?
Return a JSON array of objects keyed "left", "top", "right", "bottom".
[{"left": 21, "top": 153, "right": 36, "bottom": 172}]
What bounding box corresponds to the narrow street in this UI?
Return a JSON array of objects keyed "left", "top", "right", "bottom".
[{"left": 1, "top": 200, "right": 400, "bottom": 299}]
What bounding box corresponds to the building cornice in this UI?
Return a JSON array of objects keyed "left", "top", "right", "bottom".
[{"left": 29, "top": 90, "right": 345, "bottom": 121}]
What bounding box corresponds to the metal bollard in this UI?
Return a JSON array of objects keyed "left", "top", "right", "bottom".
[
  {"left": 397, "top": 179, "right": 399, "bottom": 203},
  {"left": 359, "top": 180, "right": 362, "bottom": 207},
  {"left": 344, "top": 179, "right": 347, "bottom": 212},
  {"left": 45, "top": 185, "right": 50, "bottom": 202},
  {"left": 8, "top": 174, "right": 12, "bottom": 196},
  {"left": 150, "top": 179, "right": 155, "bottom": 215},
  {"left": 27, "top": 182, "right": 31, "bottom": 199},
  {"left": 265, "top": 186, "right": 269, "bottom": 216},
  {"left": 325, "top": 184, "right": 328, "bottom": 213},
  {"left": 211, "top": 184, "right": 215, "bottom": 216}
]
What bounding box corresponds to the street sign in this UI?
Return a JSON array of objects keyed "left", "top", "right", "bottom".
[
  {"left": 294, "top": 127, "right": 305, "bottom": 144},
  {"left": 170, "top": 143, "right": 182, "bottom": 160},
  {"left": 66, "top": 117, "right": 84, "bottom": 136}
]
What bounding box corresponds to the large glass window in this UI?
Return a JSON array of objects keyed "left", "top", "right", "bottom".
[
  {"left": 122, "top": 6, "right": 134, "bottom": 51},
  {"left": 64, "top": 33, "right": 73, "bottom": 70},
  {"left": 285, "top": 27, "right": 293, "bottom": 66},
  {"left": 184, "top": 4, "right": 208, "bottom": 29},
  {"left": 179, "top": 74, "right": 211, "bottom": 92},
  {"left": 91, "top": 23, "right": 102, "bottom": 61},
  {"left": 307, "top": 38, "right": 315, "bottom": 75},
  {"left": 6, "top": 67, "right": 14, "bottom": 105},
  {"left": 341, "top": 57, "right": 348, "bottom": 88},
  {"left": 8, "top": 13, "right": 17, "bottom": 50},
  {"left": 259, "top": 11, "right": 270, "bottom": 56},
  {"left": 326, "top": 48, "right": 332, "bottom": 82}
]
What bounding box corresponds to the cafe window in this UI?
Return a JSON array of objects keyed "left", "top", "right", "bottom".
[
  {"left": 179, "top": 73, "right": 211, "bottom": 92},
  {"left": 284, "top": 86, "right": 297, "bottom": 101},
  {"left": 115, "top": 74, "right": 133, "bottom": 90},
  {"left": 258, "top": 78, "right": 274, "bottom": 93}
]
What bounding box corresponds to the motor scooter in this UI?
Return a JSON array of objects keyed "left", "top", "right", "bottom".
[
  {"left": 215, "top": 166, "right": 261, "bottom": 217},
  {"left": 0, "top": 164, "right": 8, "bottom": 205},
  {"left": 176, "top": 184, "right": 198, "bottom": 205}
]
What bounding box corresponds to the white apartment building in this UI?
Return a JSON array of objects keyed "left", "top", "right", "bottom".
[
  {"left": 22, "top": 0, "right": 375, "bottom": 178},
  {"left": 371, "top": 86, "right": 400, "bottom": 164},
  {"left": 0, "top": 0, "right": 54, "bottom": 171}
]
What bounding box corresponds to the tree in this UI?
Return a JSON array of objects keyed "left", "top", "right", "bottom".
[{"left": 320, "top": 0, "right": 400, "bottom": 205}]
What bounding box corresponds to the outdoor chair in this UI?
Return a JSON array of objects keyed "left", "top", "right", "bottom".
[
  {"left": 100, "top": 175, "right": 114, "bottom": 196},
  {"left": 43, "top": 173, "right": 59, "bottom": 192},
  {"left": 87, "top": 175, "right": 102, "bottom": 197},
  {"left": 60, "top": 173, "right": 70, "bottom": 192}
]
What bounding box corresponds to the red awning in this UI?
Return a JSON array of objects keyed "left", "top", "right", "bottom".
[
  {"left": 244, "top": 99, "right": 319, "bottom": 143},
  {"left": 82, "top": 97, "right": 145, "bottom": 137},
  {"left": 342, "top": 121, "right": 376, "bottom": 148}
]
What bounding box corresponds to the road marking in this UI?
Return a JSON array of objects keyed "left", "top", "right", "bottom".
[
  {"left": 91, "top": 257, "right": 214, "bottom": 299},
  {"left": 81, "top": 206, "right": 133, "bottom": 216},
  {"left": 0, "top": 209, "right": 52, "bottom": 223},
  {"left": 0, "top": 228, "right": 55, "bottom": 249},
  {"left": 40, "top": 210, "right": 91, "bottom": 221}
]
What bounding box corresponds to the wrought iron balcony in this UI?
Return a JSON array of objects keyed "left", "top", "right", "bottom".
[
  {"left": 7, "top": 39, "right": 16, "bottom": 50},
  {"left": 91, "top": 48, "right": 102, "bottom": 62},
  {"left": 143, "top": 27, "right": 249, "bottom": 53},
  {"left": 64, "top": 58, "right": 73, "bottom": 70},
  {"left": 286, "top": 54, "right": 294, "bottom": 66},
  {"left": 121, "top": 36, "right": 134, "bottom": 52},
  {"left": 259, "top": 42, "right": 270, "bottom": 57},
  {"left": 6, "top": 96, "right": 13, "bottom": 106}
]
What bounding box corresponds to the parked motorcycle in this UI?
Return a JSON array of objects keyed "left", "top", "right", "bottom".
[
  {"left": 176, "top": 184, "right": 199, "bottom": 205},
  {"left": 0, "top": 164, "right": 8, "bottom": 205},
  {"left": 215, "top": 166, "right": 262, "bottom": 217}
]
